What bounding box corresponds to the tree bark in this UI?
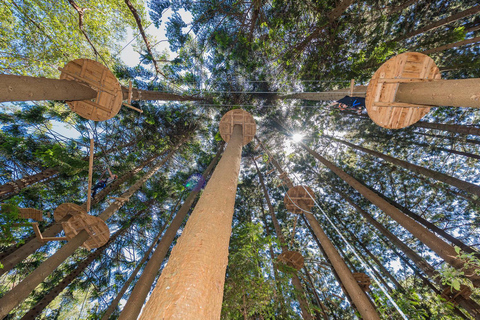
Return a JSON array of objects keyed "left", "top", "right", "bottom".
[
  {"left": 299, "top": 142, "right": 480, "bottom": 287},
  {"left": 0, "top": 154, "right": 159, "bottom": 276},
  {"left": 393, "top": 5, "right": 480, "bottom": 42},
  {"left": 0, "top": 145, "right": 181, "bottom": 318},
  {"left": 0, "top": 74, "right": 97, "bottom": 102},
  {"left": 115, "top": 144, "right": 223, "bottom": 320},
  {"left": 413, "top": 121, "right": 480, "bottom": 137},
  {"left": 328, "top": 136, "right": 480, "bottom": 197},
  {"left": 254, "top": 159, "right": 312, "bottom": 320},
  {"left": 136, "top": 125, "right": 245, "bottom": 319}
]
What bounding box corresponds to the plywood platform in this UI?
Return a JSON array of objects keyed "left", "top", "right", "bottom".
[
  {"left": 366, "top": 52, "right": 441, "bottom": 129},
  {"left": 219, "top": 109, "right": 256, "bottom": 145},
  {"left": 63, "top": 214, "right": 110, "bottom": 250},
  {"left": 60, "top": 59, "right": 122, "bottom": 121},
  {"left": 277, "top": 250, "right": 305, "bottom": 271},
  {"left": 284, "top": 186, "right": 315, "bottom": 214}
]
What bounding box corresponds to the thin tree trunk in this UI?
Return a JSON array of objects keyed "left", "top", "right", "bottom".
[
  {"left": 19, "top": 204, "right": 152, "bottom": 320},
  {"left": 298, "top": 141, "right": 480, "bottom": 287},
  {"left": 261, "top": 206, "right": 288, "bottom": 318},
  {"left": 0, "top": 143, "right": 182, "bottom": 318},
  {"left": 387, "top": 0, "right": 420, "bottom": 14},
  {"left": 303, "top": 267, "right": 329, "bottom": 320},
  {"left": 254, "top": 159, "right": 312, "bottom": 320},
  {"left": 393, "top": 5, "right": 480, "bottom": 42},
  {"left": 414, "top": 132, "right": 480, "bottom": 147},
  {"left": 111, "top": 144, "right": 223, "bottom": 320},
  {"left": 0, "top": 154, "right": 159, "bottom": 276},
  {"left": 423, "top": 36, "right": 480, "bottom": 54},
  {"left": 328, "top": 136, "right": 480, "bottom": 197},
  {"left": 121, "top": 87, "right": 204, "bottom": 101},
  {"left": 100, "top": 201, "right": 176, "bottom": 320},
  {"left": 0, "top": 140, "right": 137, "bottom": 200}
]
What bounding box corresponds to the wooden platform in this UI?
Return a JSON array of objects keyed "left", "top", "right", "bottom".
[
  {"left": 62, "top": 214, "right": 110, "bottom": 250},
  {"left": 18, "top": 208, "right": 43, "bottom": 221},
  {"left": 54, "top": 203, "right": 86, "bottom": 222},
  {"left": 284, "top": 186, "right": 315, "bottom": 214},
  {"left": 366, "top": 52, "right": 441, "bottom": 129},
  {"left": 219, "top": 109, "right": 256, "bottom": 145},
  {"left": 59, "top": 59, "right": 122, "bottom": 121},
  {"left": 277, "top": 250, "right": 305, "bottom": 271},
  {"left": 353, "top": 272, "right": 371, "bottom": 292}
]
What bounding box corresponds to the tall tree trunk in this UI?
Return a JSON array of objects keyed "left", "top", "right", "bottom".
[
  {"left": 414, "top": 132, "right": 480, "bottom": 147},
  {"left": 254, "top": 159, "right": 313, "bottom": 320},
  {"left": 100, "top": 200, "right": 177, "bottom": 320},
  {"left": 303, "top": 267, "right": 329, "bottom": 320},
  {"left": 111, "top": 144, "right": 223, "bottom": 320},
  {"left": 0, "top": 154, "right": 159, "bottom": 276},
  {"left": 393, "top": 5, "right": 480, "bottom": 42},
  {"left": 19, "top": 203, "right": 154, "bottom": 320},
  {"left": 261, "top": 205, "right": 288, "bottom": 318},
  {"left": 298, "top": 141, "right": 480, "bottom": 287},
  {"left": 256, "top": 138, "right": 379, "bottom": 319},
  {"left": 0, "top": 142, "right": 183, "bottom": 319},
  {"left": 121, "top": 87, "right": 204, "bottom": 101},
  {"left": 136, "top": 125, "right": 243, "bottom": 319},
  {"left": 0, "top": 140, "right": 137, "bottom": 200},
  {"left": 338, "top": 191, "right": 480, "bottom": 319},
  {"left": 423, "top": 36, "right": 480, "bottom": 55},
  {"left": 328, "top": 136, "right": 480, "bottom": 197}
]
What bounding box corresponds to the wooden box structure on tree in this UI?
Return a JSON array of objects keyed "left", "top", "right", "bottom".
[
  {"left": 353, "top": 272, "right": 371, "bottom": 292},
  {"left": 18, "top": 208, "right": 43, "bottom": 221},
  {"left": 366, "top": 52, "right": 441, "bottom": 129},
  {"left": 277, "top": 250, "right": 305, "bottom": 271},
  {"left": 219, "top": 109, "right": 256, "bottom": 145},
  {"left": 59, "top": 59, "right": 122, "bottom": 121},
  {"left": 62, "top": 214, "right": 110, "bottom": 250},
  {"left": 441, "top": 285, "right": 472, "bottom": 305},
  {"left": 284, "top": 186, "right": 315, "bottom": 214}
]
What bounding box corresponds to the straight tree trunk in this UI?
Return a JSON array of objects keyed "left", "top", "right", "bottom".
[
  {"left": 303, "top": 267, "right": 329, "bottom": 320},
  {"left": 393, "top": 5, "right": 480, "bottom": 42},
  {"left": 256, "top": 139, "right": 379, "bottom": 319},
  {"left": 121, "top": 87, "right": 204, "bottom": 101},
  {"left": 298, "top": 141, "right": 480, "bottom": 287},
  {"left": 0, "top": 140, "right": 137, "bottom": 200},
  {"left": 136, "top": 125, "right": 244, "bottom": 319},
  {"left": 0, "top": 154, "right": 159, "bottom": 276},
  {"left": 0, "top": 144, "right": 182, "bottom": 319},
  {"left": 338, "top": 192, "right": 480, "bottom": 319},
  {"left": 19, "top": 204, "right": 152, "bottom": 320},
  {"left": 254, "top": 159, "right": 313, "bottom": 320},
  {"left": 328, "top": 136, "right": 480, "bottom": 197},
  {"left": 414, "top": 132, "right": 480, "bottom": 147},
  {"left": 100, "top": 201, "right": 175, "bottom": 320},
  {"left": 112, "top": 144, "right": 224, "bottom": 320}
]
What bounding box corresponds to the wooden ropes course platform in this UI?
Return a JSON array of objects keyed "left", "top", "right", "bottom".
[
  {"left": 18, "top": 208, "right": 43, "bottom": 221},
  {"left": 59, "top": 59, "right": 123, "bottom": 121},
  {"left": 284, "top": 186, "right": 315, "bottom": 214},
  {"left": 219, "top": 109, "right": 256, "bottom": 145},
  {"left": 277, "top": 250, "right": 305, "bottom": 271},
  {"left": 366, "top": 52, "right": 441, "bottom": 129}
]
